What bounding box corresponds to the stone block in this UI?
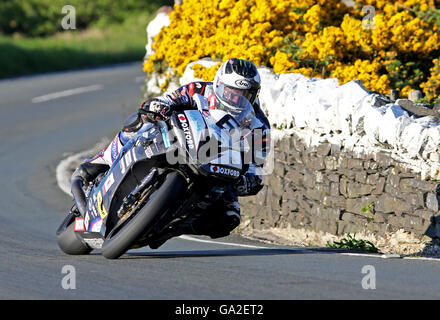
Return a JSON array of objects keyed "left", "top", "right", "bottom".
[
  {"left": 330, "top": 143, "right": 342, "bottom": 155},
  {"left": 345, "top": 196, "right": 377, "bottom": 215},
  {"left": 292, "top": 135, "right": 305, "bottom": 152},
  {"left": 305, "top": 188, "right": 324, "bottom": 202},
  {"left": 375, "top": 194, "right": 412, "bottom": 213},
  {"left": 409, "top": 179, "right": 437, "bottom": 192},
  {"left": 273, "top": 160, "right": 286, "bottom": 177},
  {"left": 322, "top": 195, "right": 345, "bottom": 207},
  {"left": 375, "top": 152, "right": 393, "bottom": 168},
  {"left": 287, "top": 149, "right": 303, "bottom": 164},
  {"left": 341, "top": 212, "right": 369, "bottom": 227},
  {"left": 340, "top": 177, "right": 348, "bottom": 197},
  {"left": 255, "top": 187, "right": 267, "bottom": 206},
  {"left": 372, "top": 177, "right": 386, "bottom": 194},
  {"left": 316, "top": 182, "right": 330, "bottom": 195},
  {"left": 384, "top": 182, "right": 401, "bottom": 198},
  {"left": 370, "top": 212, "right": 387, "bottom": 224},
  {"left": 284, "top": 169, "right": 303, "bottom": 185},
  {"left": 269, "top": 175, "right": 284, "bottom": 197},
  {"left": 346, "top": 158, "right": 364, "bottom": 170},
  {"left": 309, "top": 156, "right": 326, "bottom": 171},
  {"left": 387, "top": 171, "right": 400, "bottom": 188},
  {"left": 297, "top": 197, "right": 312, "bottom": 214},
  {"left": 317, "top": 143, "right": 331, "bottom": 156},
  {"left": 366, "top": 173, "right": 380, "bottom": 185},
  {"left": 426, "top": 192, "right": 440, "bottom": 212},
  {"left": 405, "top": 191, "right": 425, "bottom": 208},
  {"left": 302, "top": 171, "right": 316, "bottom": 189},
  {"left": 402, "top": 213, "right": 425, "bottom": 232},
  {"left": 324, "top": 156, "right": 339, "bottom": 171},
  {"left": 328, "top": 173, "right": 340, "bottom": 183},
  {"left": 355, "top": 171, "right": 367, "bottom": 183},
  {"left": 324, "top": 207, "right": 342, "bottom": 221},
  {"left": 336, "top": 220, "right": 349, "bottom": 235},
  {"left": 399, "top": 178, "right": 413, "bottom": 193},
  {"left": 346, "top": 182, "right": 374, "bottom": 198},
  {"left": 282, "top": 199, "right": 298, "bottom": 214},
  {"left": 330, "top": 182, "right": 340, "bottom": 196},
  {"left": 408, "top": 90, "right": 423, "bottom": 102},
  {"left": 413, "top": 209, "right": 435, "bottom": 221},
  {"left": 279, "top": 136, "right": 291, "bottom": 152}
]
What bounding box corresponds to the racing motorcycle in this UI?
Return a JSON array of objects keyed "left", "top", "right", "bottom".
[{"left": 56, "top": 94, "right": 258, "bottom": 259}]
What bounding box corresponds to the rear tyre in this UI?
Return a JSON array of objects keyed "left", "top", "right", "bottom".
[
  {"left": 102, "top": 171, "right": 187, "bottom": 259},
  {"left": 56, "top": 213, "right": 92, "bottom": 255}
]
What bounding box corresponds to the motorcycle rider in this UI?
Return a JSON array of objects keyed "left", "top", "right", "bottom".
[{"left": 70, "top": 58, "right": 270, "bottom": 247}]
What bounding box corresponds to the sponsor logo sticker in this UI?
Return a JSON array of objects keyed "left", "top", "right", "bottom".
[
  {"left": 89, "top": 218, "right": 102, "bottom": 232},
  {"left": 103, "top": 173, "right": 114, "bottom": 195},
  {"left": 235, "top": 79, "right": 251, "bottom": 89},
  {"left": 74, "top": 217, "right": 85, "bottom": 231},
  {"left": 210, "top": 165, "right": 240, "bottom": 177},
  {"left": 177, "top": 114, "right": 195, "bottom": 149},
  {"left": 145, "top": 146, "right": 154, "bottom": 158},
  {"left": 96, "top": 191, "right": 108, "bottom": 219}
]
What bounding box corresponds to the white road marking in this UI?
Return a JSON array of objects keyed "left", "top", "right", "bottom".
[
  {"left": 178, "top": 235, "right": 269, "bottom": 249},
  {"left": 340, "top": 252, "right": 385, "bottom": 259},
  {"left": 178, "top": 235, "right": 316, "bottom": 253},
  {"left": 31, "top": 84, "right": 103, "bottom": 103}
]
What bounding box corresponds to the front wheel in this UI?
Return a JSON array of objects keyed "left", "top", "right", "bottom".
[
  {"left": 56, "top": 212, "right": 92, "bottom": 255},
  {"left": 101, "top": 171, "right": 187, "bottom": 259}
]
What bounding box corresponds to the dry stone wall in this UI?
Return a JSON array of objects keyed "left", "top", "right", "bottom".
[{"left": 239, "top": 131, "right": 440, "bottom": 250}]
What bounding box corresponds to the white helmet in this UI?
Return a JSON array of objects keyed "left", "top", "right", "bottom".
[{"left": 213, "top": 58, "right": 261, "bottom": 116}]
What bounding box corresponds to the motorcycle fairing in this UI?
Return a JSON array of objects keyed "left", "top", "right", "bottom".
[
  {"left": 81, "top": 124, "right": 170, "bottom": 236},
  {"left": 171, "top": 109, "right": 244, "bottom": 182}
]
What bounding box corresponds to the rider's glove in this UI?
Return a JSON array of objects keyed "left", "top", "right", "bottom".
[
  {"left": 166, "top": 90, "right": 194, "bottom": 109},
  {"left": 233, "top": 174, "right": 263, "bottom": 197},
  {"left": 140, "top": 98, "right": 171, "bottom": 122}
]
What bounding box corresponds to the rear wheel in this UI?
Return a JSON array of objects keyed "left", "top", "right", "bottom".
[
  {"left": 102, "top": 171, "right": 187, "bottom": 259},
  {"left": 56, "top": 213, "right": 92, "bottom": 255}
]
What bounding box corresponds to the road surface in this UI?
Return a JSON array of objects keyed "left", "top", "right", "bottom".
[{"left": 0, "top": 63, "right": 439, "bottom": 301}]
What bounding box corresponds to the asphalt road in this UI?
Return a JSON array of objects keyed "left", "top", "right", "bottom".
[{"left": 0, "top": 63, "right": 439, "bottom": 300}]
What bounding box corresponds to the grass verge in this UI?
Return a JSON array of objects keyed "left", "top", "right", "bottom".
[{"left": 0, "top": 13, "right": 153, "bottom": 79}]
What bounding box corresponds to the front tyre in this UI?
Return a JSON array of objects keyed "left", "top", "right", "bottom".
[
  {"left": 102, "top": 171, "right": 187, "bottom": 259},
  {"left": 56, "top": 212, "right": 92, "bottom": 255}
]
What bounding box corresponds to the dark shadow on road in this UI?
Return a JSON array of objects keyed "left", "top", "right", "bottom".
[{"left": 119, "top": 246, "right": 382, "bottom": 260}]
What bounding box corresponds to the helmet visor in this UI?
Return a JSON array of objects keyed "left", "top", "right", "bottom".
[{"left": 216, "top": 82, "right": 255, "bottom": 106}]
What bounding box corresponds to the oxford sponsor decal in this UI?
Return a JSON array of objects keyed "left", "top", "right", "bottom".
[
  {"left": 178, "top": 114, "right": 195, "bottom": 149},
  {"left": 210, "top": 165, "right": 240, "bottom": 177}
]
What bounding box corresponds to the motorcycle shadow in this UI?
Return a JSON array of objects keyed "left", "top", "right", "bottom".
[{"left": 121, "top": 246, "right": 352, "bottom": 259}]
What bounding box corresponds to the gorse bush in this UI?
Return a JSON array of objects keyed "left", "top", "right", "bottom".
[
  {"left": 0, "top": 0, "right": 173, "bottom": 37},
  {"left": 144, "top": 0, "right": 440, "bottom": 101}
]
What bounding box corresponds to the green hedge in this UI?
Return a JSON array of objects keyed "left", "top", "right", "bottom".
[{"left": 0, "top": 0, "right": 173, "bottom": 37}]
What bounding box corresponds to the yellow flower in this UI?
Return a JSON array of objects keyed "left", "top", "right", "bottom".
[{"left": 144, "top": 0, "right": 439, "bottom": 99}]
